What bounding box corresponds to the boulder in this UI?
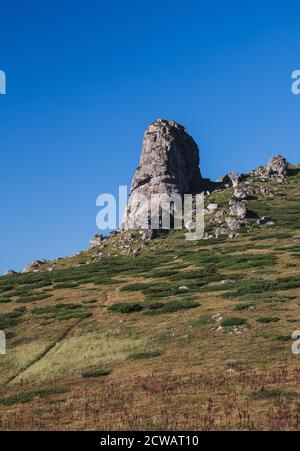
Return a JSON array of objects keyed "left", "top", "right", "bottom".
[
  {"left": 257, "top": 216, "right": 274, "bottom": 225},
  {"left": 228, "top": 171, "right": 240, "bottom": 187},
  {"left": 233, "top": 187, "right": 251, "bottom": 200},
  {"left": 229, "top": 200, "right": 247, "bottom": 218},
  {"left": 90, "top": 233, "right": 105, "bottom": 248},
  {"left": 22, "top": 260, "right": 48, "bottom": 273},
  {"left": 225, "top": 217, "right": 243, "bottom": 231}
]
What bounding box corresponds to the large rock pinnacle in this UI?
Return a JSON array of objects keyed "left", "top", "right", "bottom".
[{"left": 122, "top": 119, "right": 203, "bottom": 230}]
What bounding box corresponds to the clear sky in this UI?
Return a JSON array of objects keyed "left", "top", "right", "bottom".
[{"left": 1, "top": 0, "right": 300, "bottom": 274}]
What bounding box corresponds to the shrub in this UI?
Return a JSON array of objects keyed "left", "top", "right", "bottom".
[
  {"left": 121, "top": 283, "right": 148, "bottom": 292},
  {"left": 257, "top": 316, "right": 280, "bottom": 323},
  {"left": 221, "top": 317, "right": 247, "bottom": 327},
  {"left": 108, "top": 303, "right": 143, "bottom": 314}
]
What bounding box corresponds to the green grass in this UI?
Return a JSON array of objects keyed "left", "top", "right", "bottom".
[
  {"left": 0, "top": 307, "right": 26, "bottom": 329},
  {"left": 146, "top": 299, "right": 199, "bottom": 314}
]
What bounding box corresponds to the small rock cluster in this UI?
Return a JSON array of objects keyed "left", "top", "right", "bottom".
[
  {"left": 250, "top": 155, "right": 289, "bottom": 184},
  {"left": 203, "top": 155, "right": 289, "bottom": 239}
]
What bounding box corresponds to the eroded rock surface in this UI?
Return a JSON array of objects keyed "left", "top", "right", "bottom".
[{"left": 122, "top": 119, "right": 203, "bottom": 230}]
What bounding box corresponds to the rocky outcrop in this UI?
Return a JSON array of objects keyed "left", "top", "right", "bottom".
[
  {"left": 4, "top": 270, "right": 17, "bottom": 276},
  {"left": 90, "top": 234, "right": 105, "bottom": 248},
  {"left": 251, "top": 155, "right": 289, "bottom": 183},
  {"left": 267, "top": 155, "right": 288, "bottom": 177},
  {"left": 122, "top": 119, "right": 203, "bottom": 230},
  {"left": 22, "top": 260, "right": 48, "bottom": 273}
]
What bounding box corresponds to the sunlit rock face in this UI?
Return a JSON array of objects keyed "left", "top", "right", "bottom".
[{"left": 122, "top": 119, "right": 203, "bottom": 230}]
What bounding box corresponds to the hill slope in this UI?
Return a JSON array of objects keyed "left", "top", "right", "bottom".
[{"left": 1, "top": 165, "right": 300, "bottom": 430}]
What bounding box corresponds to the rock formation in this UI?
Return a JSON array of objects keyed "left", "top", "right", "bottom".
[
  {"left": 4, "top": 270, "right": 17, "bottom": 276},
  {"left": 22, "top": 260, "right": 48, "bottom": 273},
  {"left": 267, "top": 155, "right": 288, "bottom": 177},
  {"left": 90, "top": 234, "right": 105, "bottom": 248},
  {"left": 122, "top": 119, "right": 203, "bottom": 230}
]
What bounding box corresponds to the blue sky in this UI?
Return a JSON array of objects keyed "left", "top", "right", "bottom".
[{"left": 0, "top": 0, "right": 300, "bottom": 273}]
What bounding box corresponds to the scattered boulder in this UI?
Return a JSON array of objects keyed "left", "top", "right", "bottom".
[
  {"left": 217, "top": 172, "right": 240, "bottom": 187},
  {"left": 221, "top": 279, "right": 234, "bottom": 286},
  {"left": 230, "top": 325, "right": 248, "bottom": 335},
  {"left": 229, "top": 200, "right": 247, "bottom": 218},
  {"left": 179, "top": 285, "right": 189, "bottom": 291},
  {"left": 212, "top": 313, "right": 223, "bottom": 322},
  {"left": 228, "top": 171, "right": 240, "bottom": 187},
  {"left": 215, "top": 226, "right": 230, "bottom": 237},
  {"left": 257, "top": 216, "right": 274, "bottom": 226},
  {"left": 234, "top": 187, "right": 252, "bottom": 200}
]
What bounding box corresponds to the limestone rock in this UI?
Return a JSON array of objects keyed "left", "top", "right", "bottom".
[
  {"left": 215, "top": 226, "right": 230, "bottom": 237},
  {"left": 225, "top": 217, "right": 243, "bottom": 231},
  {"left": 206, "top": 203, "right": 219, "bottom": 212},
  {"left": 229, "top": 200, "right": 247, "bottom": 218},
  {"left": 22, "top": 260, "right": 48, "bottom": 273},
  {"left": 122, "top": 119, "right": 203, "bottom": 230},
  {"left": 257, "top": 216, "right": 274, "bottom": 225},
  {"left": 267, "top": 155, "right": 288, "bottom": 177}
]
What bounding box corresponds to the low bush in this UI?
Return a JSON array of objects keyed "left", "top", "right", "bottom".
[{"left": 108, "top": 303, "right": 143, "bottom": 314}]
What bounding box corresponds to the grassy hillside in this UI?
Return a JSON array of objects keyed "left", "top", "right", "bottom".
[{"left": 1, "top": 166, "right": 300, "bottom": 430}]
